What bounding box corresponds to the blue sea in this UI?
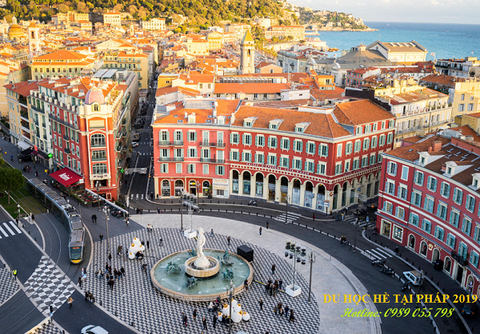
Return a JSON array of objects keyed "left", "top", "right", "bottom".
[{"left": 311, "top": 22, "right": 480, "bottom": 61}]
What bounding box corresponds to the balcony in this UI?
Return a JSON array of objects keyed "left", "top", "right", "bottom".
[
  {"left": 158, "top": 157, "right": 184, "bottom": 162},
  {"left": 451, "top": 251, "right": 468, "bottom": 267},
  {"left": 63, "top": 134, "right": 69, "bottom": 140},
  {"left": 200, "top": 141, "right": 226, "bottom": 148},
  {"left": 200, "top": 158, "right": 225, "bottom": 164},
  {"left": 92, "top": 155, "right": 107, "bottom": 162},
  {"left": 64, "top": 148, "right": 71, "bottom": 154},
  {"left": 158, "top": 141, "right": 184, "bottom": 146},
  {"left": 91, "top": 142, "right": 106, "bottom": 148},
  {"left": 50, "top": 114, "right": 78, "bottom": 130},
  {"left": 91, "top": 173, "right": 109, "bottom": 180}
]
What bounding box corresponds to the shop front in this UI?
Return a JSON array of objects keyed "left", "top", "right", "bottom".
[{"left": 213, "top": 178, "right": 229, "bottom": 198}]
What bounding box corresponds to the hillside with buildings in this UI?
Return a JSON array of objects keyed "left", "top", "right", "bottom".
[{"left": 298, "top": 7, "right": 375, "bottom": 31}]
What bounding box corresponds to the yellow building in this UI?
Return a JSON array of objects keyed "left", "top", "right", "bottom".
[
  {"left": 141, "top": 18, "right": 166, "bottom": 31},
  {"left": 0, "top": 60, "right": 29, "bottom": 117},
  {"left": 265, "top": 26, "right": 305, "bottom": 41},
  {"left": 456, "top": 112, "right": 480, "bottom": 133},
  {"left": 207, "top": 31, "right": 223, "bottom": 51},
  {"left": 102, "top": 50, "right": 151, "bottom": 93},
  {"left": 452, "top": 79, "right": 480, "bottom": 118},
  {"left": 373, "top": 78, "right": 423, "bottom": 97},
  {"left": 103, "top": 11, "right": 122, "bottom": 26},
  {"left": 187, "top": 37, "right": 209, "bottom": 55},
  {"left": 157, "top": 74, "right": 178, "bottom": 88},
  {"left": 30, "top": 50, "right": 97, "bottom": 80}
]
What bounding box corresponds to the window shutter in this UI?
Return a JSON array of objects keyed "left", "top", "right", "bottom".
[{"left": 255, "top": 135, "right": 258, "bottom": 146}]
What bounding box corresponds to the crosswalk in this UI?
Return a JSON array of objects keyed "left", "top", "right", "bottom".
[
  {"left": 273, "top": 212, "right": 302, "bottom": 224},
  {"left": 131, "top": 193, "right": 144, "bottom": 200},
  {"left": 363, "top": 247, "right": 394, "bottom": 261},
  {"left": 135, "top": 151, "right": 151, "bottom": 156},
  {"left": 0, "top": 221, "right": 22, "bottom": 239},
  {"left": 344, "top": 216, "right": 372, "bottom": 229}
]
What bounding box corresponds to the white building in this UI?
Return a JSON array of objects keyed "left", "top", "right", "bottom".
[{"left": 141, "top": 18, "right": 166, "bottom": 31}]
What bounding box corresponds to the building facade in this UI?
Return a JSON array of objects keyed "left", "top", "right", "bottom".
[
  {"left": 377, "top": 135, "right": 480, "bottom": 296},
  {"left": 141, "top": 18, "right": 166, "bottom": 31},
  {"left": 152, "top": 98, "right": 395, "bottom": 212}
]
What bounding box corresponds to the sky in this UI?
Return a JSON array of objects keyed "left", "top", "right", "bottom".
[{"left": 288, "top": 0, "right": 479, "bottom": 24}]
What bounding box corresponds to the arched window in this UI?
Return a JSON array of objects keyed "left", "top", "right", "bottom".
[
  {"left": 92, "top": 163, "right": 107, "bottom": 175},
  {"left": 420, "top": 241, "right": 427, "bottom": 256},
  {"left": 91, "top": 134, "right": 105, "bottom": 147},
  {"left": 444, "top": 257, "right": 451, "bottom": 273},
  {"left": 408, "top": 235, "right": 415, "bottom": 249},
  {"left": 93, "top": 103, "right": 100, "bottom": 112}
]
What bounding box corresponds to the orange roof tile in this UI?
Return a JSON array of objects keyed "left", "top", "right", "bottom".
[
  {"left": 333, "top": 99, "right": 393, "bottom": 126},
  {"left": 214, "top": 83, "right": 290, "bottom": 94}
]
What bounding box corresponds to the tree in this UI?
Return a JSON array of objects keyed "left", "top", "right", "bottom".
[
  {"left": 57, "top": 3, "right": 69, "bottom": 12},
  {"left": 0, "top": 168, "right": 23, "bottom": 204}
]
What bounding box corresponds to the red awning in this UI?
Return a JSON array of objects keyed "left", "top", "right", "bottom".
[{"left": 50, "top": 168, "right": 83, "bottom": 187}]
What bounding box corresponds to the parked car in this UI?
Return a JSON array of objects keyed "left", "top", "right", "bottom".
[
  {"left": 462, "top": 302, "right": 476, "bottom": 317},
  {"left": 81, "top": 325, "right": 108, "bottom": 334},
  {"left": 132, "top": 141, "right": 139, "bottom": 148},
  {"left": 403, "top": 270, "right": 423, "bottom": 286}
]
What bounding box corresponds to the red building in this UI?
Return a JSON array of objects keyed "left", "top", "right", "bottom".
[
  {"left": 152, "top": 98, "right": 395, "bottom": 212},
  {"left": 377, "top": 134, "right": 480, "bottom": 296}
]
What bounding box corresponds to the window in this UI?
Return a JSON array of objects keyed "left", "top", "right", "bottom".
[
  {"left": 378, "top": 155, "right": 383, "bottom": 163},
  {"left": 306, "top": 142, "right": 315, "bottom": 154},
  {"left": 335, "top": 163, "right": 342, "bottom": 175},
  {"left": 470, "top": 251, "right": 479, "bottom": 268},
  {"left": 216, "top": 166, "right": 224, "bottom": 175},
  {"left": 412, "top": 191, "right": 422, "bottom": 206},
  {"left": 453, "top": 188, "right": 463, "bottom": 205},
  {"left": 243, "top": 134, "right": 252, "bottom": 145},
  {"left": 256, "top": 135, "right": 265, "bottom": 147},
  {"left": 174, "top": 131, "right": 183, "bottom": 142},
  {"left": 389, "top": 120, "right": 395, "bottom": 128},
  {"left": 371, "top": 136, "right": 378, "bottom": 149},
  {"left": 344, "top": 161, "right": 350, "bottom": 173},
  {"left": 293, "top": 159, "right": 302, "bottom": 170},
  {"left": 267, "top": 155, "right": 277, "bottom": 166},
  {"left": 437, "top": 202, "right": 448, "bottom": 220},
  {"left": 231, "top": 133, "right": 239, "bottom": 144},
  {"left": 401, "top": 166, "right": 409, "bottom": 180},
  {"left": 160, "top": 163, "right": 168, "bottom": 173},
  {"left": 361, "top": 156, "right": 368, "bottom": 168},
  {"left": 203, "top": 164, "right": 209, "bottom": 175},
  {"left": 293, "top": 140, "right": 303, "bottom": 152},
  {"left": 345, "top": 142, "right": 353, "bottom": 155},
  {"left": 387, "top": 161, "right": 397, "bottom": 176},
  {"left": 424, "top": 196, "right": 435, "bottom": 213},
  {"left": 280, "top": 138, "right": 290, "bottom": 150},
  {"left": 176, "top": 163, "right": 182, "bottom": 173},
  {"left": 369, "top": 154, "right": 376, "bottom": 166},
  {"left": 268, "top": 136, "right": 277, "bottom": 148},
  {"left": 356, "top": 126, "right": 363, "bottom": 135},
  {"left": 450, "top": 209, "right": 460, "bottom": 227},
  {"left": 466, "top": 195, "right": 476, "bottom": 212},
  {"left": 398, "top": 184, "right": 408, "bottom": 200},
  {"left": 255, "top": 153, "right": 264, "bottom": 164},
  {"left": 440, "top": 182, "right": 450, "bottom": 198},
  {"left": 91, "top": 134, "right": 106, "bottom": 147},
  {"left": 387, "top": 133, "right": 393, "bottom": 145},
  {"left": 306, "top": 161, "right": 315, "bottom": 173},
  {"left": 187, "top": 164, "right": 196, "bottom": 174},
  {"left": 92, "top": 150, "right": 106, "bottom": 161},
  {"left": 474, "top": 225, "right": 480, "bottom": 244},
  {"left": 162, "top": 130, "right": 170, "bottom": 142},
  {"left": 385, "top": 180, "right": 395, "bottom": 195},
  {"left": 422, "top": 219, "right": 431, "bottom": 234},
  {"left": 409, "top": 213, "right": 419, "bottom": 227},
  {"left": 354, "top": 140, "right": 361, "bottom": 153},
  {"left": 379, "top": 135, "right": 385, "bottom": 146},
  {"left": 459, "top": 242, "right": 468, "bottom": 260},
  {"left": 92, "top": 163, "right": 107, "bottom": 175},
  {"left": 280, "top": 157, "right": 289, "bottom": 168},
  {"left": 363, "top": 138, "right": 370, "bottom": 151},
  {"left": 463, "top": 217, "right": 472, "bottom": 236},
  {"left": 393, "top": 225, "right": 403, "bottom": 242},
  {"left": 427, "top": 176, "right": 437, "bottom": 192},
  {"left": 446, "top": 234, "right": 456, "bottom": 249},
  {"left": 414, "top": 171, "right": 424, "bottom": 186},
  {"left": 428, "top": 224, "right": 440, "bottom": 241},
  {"left": 230, "top": 151, "right": 239, "bottom": 161},
  {"left": 337, "top": 143, "right": 342, "bottom": 157},
  {"left": 188, "top": 148, "right": 197, "bottom": 158},
  {"left": 352, "top": 158, "right": 359, "bottom": 170},
  {"left": 317, "top": 163, "right": 326, "bottom": 175},
  {"left": 396, "top": 207, "right": 405, "bottom": 220},
  {"left": 319, "top": 144, "right": 328, "bottom": 157},
  {"left": 383, "top": 201, "right": 393, "bottom": 214},
  {"left": 242, "top": 152, "right": 252, "bottom": 162}
]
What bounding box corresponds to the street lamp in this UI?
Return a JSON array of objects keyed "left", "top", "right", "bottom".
[
  {"left": 226, "top": 279, "right": 235, "bottom": 334},
  {"left": 17, "top": 204, "right": 20, "bottom": 220},
  {"left": 180, "top": 187, "right": 184, "bottom": 231},
  {"left": 352, "top": 218, "right": 359, "bottom": 253},
  {"left": 103, "top": 206, "right": 111, "bottom": 255},
  {"left": 284, "top": 240, "right": 304, "bottom": 297},
  {"left": 284, "top": 194, "right": 290, "bottom": 225},
  {"left": 307, "top": 250, "right": 316, "bottom": 303},
  {"left": 96, "top": 181, "right": 101, "bottom": 211}
]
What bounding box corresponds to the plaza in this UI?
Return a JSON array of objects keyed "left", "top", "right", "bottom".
[{"left": 85, "top": 214, "right": 380, "bottom": 334}]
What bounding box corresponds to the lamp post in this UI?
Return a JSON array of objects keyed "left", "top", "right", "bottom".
[
  {"left": 284, "top": 240, "right": 305, "bottom": 297},
  {"left": 284, "top": 194, "right": 290, "bottom": 225},
  {"left": 103, "top": 206, "right": 111, "bottom": 255},
  {"left": 353, "top": 218, "right": 359, "bottom": 253},
  {"left": 17, "top": 204, "right": 20, "bottom": 220},
  {"left": 307, "top": 250, "right": 316, "bottom": 303},
  {"left": 180, "top": 187, "right": 184, "bottom": 231},
  {"left": 196, "top": 183, "right": 200, "bottom": 206},
  {"left": 226, "top": 279, "right": 235, "bottom": 334},
  {"left": 96, "top": 181, "right": 101, "bottom": 211}
]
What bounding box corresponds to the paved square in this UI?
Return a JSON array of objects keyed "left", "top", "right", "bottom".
[
  {"left": 0, "top": 265, "right": 19, "bottom": 306},
  {"left": 86, "top": 227, "right": 320, "bottom": 334}
]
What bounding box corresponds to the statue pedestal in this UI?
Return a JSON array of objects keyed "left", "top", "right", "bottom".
[
  {"left": 184, "top": 229, "right": 197, "bottom": 239},
  {"left": 286, "top": 284, "right": 302, "bottom": 297}
]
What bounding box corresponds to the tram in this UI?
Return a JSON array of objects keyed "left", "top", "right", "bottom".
[{"left": 26, "top": 178, "right": 86, "bottom": 264}]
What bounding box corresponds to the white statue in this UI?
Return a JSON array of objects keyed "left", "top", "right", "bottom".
[{"left": 194, "top": 228, "right": 210, "bottom": 268}]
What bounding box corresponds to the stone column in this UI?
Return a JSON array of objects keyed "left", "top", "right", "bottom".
[
  {"left": 299, "top": 183, "right": 306, "bottom": 208},
  {"left": 238, "top": 172, "right": 244, "bottom": 196},
  {"left": 154, "top": 177, "right": 159, "bottom": 198},
  {"left": 263, "top": 177, "right": 268, "bottom": 200},
  {"left": 275, "top": 178, "right": 281, "bottom": 202}
]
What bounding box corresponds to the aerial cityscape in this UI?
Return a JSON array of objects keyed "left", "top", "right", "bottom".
[{"left": 0, "top": 0, "right": 478, "bottom": 333}]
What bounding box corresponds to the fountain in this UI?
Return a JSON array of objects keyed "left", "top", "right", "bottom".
[{"left": 150, "top": 228, "right": 254, "bottom": 302}]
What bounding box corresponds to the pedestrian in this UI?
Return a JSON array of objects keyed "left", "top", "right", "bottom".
[
  {"left": 147, "top": 240, "right": 150, "bottom": 249},
  {"left": 259, "top": 298, "right": 263, "bottom": 310},
  {"left": 244, "top": 279, "right": 249, "bottom": 291},
  {"left": 271, "top": 264, "right": 276, "bottom": 275},
  {"left": 285, "top": 305, "right": 290, "bottom": 317},
  {"left": 227, "top": 236, "right": 231, "bottom": 245},
  {"left": 31, "top": 214, "right": 35, "bottom": 221},
  {"left": 99, "top": 233, "right": 103, "bottom": 242},
  {"left": 210, "top": 228, "right": 214, "bottom": 236},
  {"left": 259, "top": 227, "right": 262, "bottom": 235},
  {"left": 395, "top": 246, "right": 399, "bottom": 254},
  {"left": 121, "top": 266, "right": 125, "bottom": 277},
  {"left": 313, "top": 213, "right": 315, "bottom": 221},
  {"left": 78, "top": 276, "right": 82, "bottom": 288},
  {"left": 126, "top": 217, "right": 129, "bottom": 226},
  {"left": 157, "top": 208, "right": 161, "bottom": 214},
  {"left": 85, "top": 290, "right": 89, "bottom": 301},
  {"left": 105, "top": 262, "right": 109, "bottom": 271},
  {"left": 108, "top": 253, "right": 112, "bottom": 262},
  {"left": 12, "top": 269, "right": 17, "bottom": 280},
  {"left": 91, "top": 214, "right": 95, "bottom": 223},
  {"left": 67, "top": 296, "right": 73, "bottom": 309},
  {"left": 193, "top": 308, "right": 197, "bottom": 321},
  {"left": 202, "top": 316, "right": 207, "bottom": 330},
  {"left": 274, "top": 305, "right": 277, "bottom": 315},
  {"left": 182, "top": 312, "right": 188, "bottom": 327},
  {"left": 159, "top": 237, "right": 163, "bottom": 246},
  {"left": 279, "top": 278, "right": 283, "bottom": 290},
  {"left": 108, "top": 278, "right": 114, "bottom": 290},
  {"left": 266, "top": 220, "right": 269, "bottom": 229},
  {"left": 213, "top": 314, "right": 217, "bottom": 328},
  {"left": 289, "top": 309, "right": 295, "bottom": 322}
]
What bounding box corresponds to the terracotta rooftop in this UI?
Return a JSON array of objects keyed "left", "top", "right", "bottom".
[
  {"left": 214, "top": 82, "right": 290, "bottom": 94},
  {"left": 334, "top": 99, "right": 393, "bottom": 126}
]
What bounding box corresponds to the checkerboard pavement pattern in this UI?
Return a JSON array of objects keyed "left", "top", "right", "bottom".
[
  {"left": 34, "top": 322, "right": 66, "bottom": 334},
  {"left": 0, "top": 265, "right": 19, "bottom": 306},
  {"left": 23, "top": 256, "right": 77, "bottom": 314},
  {"left": 86, "top": 228, "right": 320, "bottom": 334}
]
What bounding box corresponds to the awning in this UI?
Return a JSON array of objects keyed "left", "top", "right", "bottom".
[
  {"left": 50, "top": 168, "right": 83, "bottom": 187},
  {"left": 17, "top": 141, "right": 31, "bottom": 151}
]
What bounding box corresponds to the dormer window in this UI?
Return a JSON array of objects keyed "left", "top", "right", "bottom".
[
  {"left": 243, "top": 117, "right": 257, "bottom": 128},
  {"left": 420, "top": 157, "right": 426, "bottom": 165},
  {"left": 356, "top": 127, "right": 363, "bottom": 135},
  {"left": 269, "top": 119, "right": 283, "bottom": 130},
  {"left": 244, "top": 121, "right": 252, "bottom": 127},
  {"left": 270, "top": 123, "right": 277, "bottom": 130},
  {"left": 471, "top": 173, "right": 480, "bottom": 190},
  {"left": 447, "top": 167, "right": 452, "bottom": 175},
  {"left": 295, "top": 127, "right": 303, "bottom": 133},
  {"left": 295, "top": 122, "right": 310, "bottom": 133}
]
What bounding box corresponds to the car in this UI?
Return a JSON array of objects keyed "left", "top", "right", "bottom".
[
  {"left": 81, "top": 325, "right": 109, "bottom": 334},
  {"left": 132, "top": 141, "right": 139, "bottom": 147},
  {"left": 462, "top": 302, "right": 476, "bottom": 317},
  {"left": 403, "top": 270, "right": 423, "bottom": 286}
]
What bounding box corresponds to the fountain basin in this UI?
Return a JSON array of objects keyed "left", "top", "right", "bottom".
[
  {"left": 185, "top": 256, "right": 220, "bottom": 278},
  {"left": 150, "top": 249, "right": 253, "bottom": 302}
]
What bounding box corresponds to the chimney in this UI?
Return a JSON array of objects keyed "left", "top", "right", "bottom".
[{"left": 432, "top": 140, "right": 442, "bottom": 152}]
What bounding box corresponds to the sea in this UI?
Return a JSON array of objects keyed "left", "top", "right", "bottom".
[{"left": 311, "top": 21, "right": 480, "bottom": 61}]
